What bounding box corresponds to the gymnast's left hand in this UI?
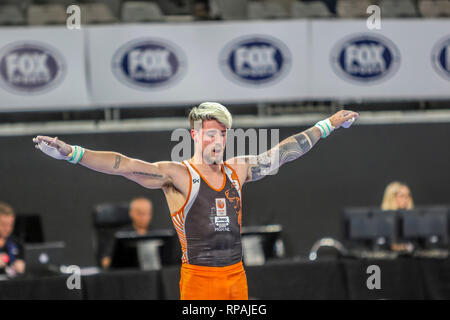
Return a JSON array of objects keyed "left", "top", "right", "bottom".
[{"left": 329, "top": 110, "right": 359, "bottom": 129}]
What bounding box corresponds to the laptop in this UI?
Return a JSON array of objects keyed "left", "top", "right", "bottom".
[{"left": 24, "top": 242, "right": 65, "bottom": 275}]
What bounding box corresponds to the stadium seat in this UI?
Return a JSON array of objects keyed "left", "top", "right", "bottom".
[
  {"left": 418, "top": 0, "right": 450, "bottom": 17},
  {"left": 27, "top": 4, "right": 66, "bottom": 25},
  {"left": 0, "top": 5, "right": 26, "bottom": 25},
  {"left": 85, "top": 0, "right": 122, "bottom": 19},
  {"left": 265, "top": 1, "right": 289, "bottom": 18},
  {"left": 248, "top": 1, "right": 266, "bottom": 19},
  {"left": 336, "top": 0, "right": 372, "bottom": 18},
  {"left": 92, "top": 202, "right": 132, "bottom": 267},
  {"left": 80, "top": 3, "right": 118, "bottom": 24},
  {"left": 156, "top": 0, "right": 191, "bottom": 15},
  {"left": 165, "top": 15, "right": 195, "bottom": 22},
  {"left": 0, "top": 0, "right": 31, "bottom": 11},
  {"left": 291, "top": 0, "right": 333, "bottom": 18},
  {"left": 121, "top": 1, "right": 165, "bottom": 22},
  {"left": 215, "top": 0, "right": 248, "bottom": 20},
  {"left": 248, "top": 0, "right": 289, "bottom": 19},
  {"left": 379, "top": 0, "right": 418, "bottom": 18}
]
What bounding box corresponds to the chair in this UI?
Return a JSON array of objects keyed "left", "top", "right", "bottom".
[
  {"left": 121, "top": 1, "right": 165, "bottom": 22},
  {"left": 248, "top": 1, "right": 266, "bottom": 19},
  {"left": 265, "top": 1, "right": 289, "bottom": 18},
  {"left": 79, "top": 3, "right": 118, "bottom": 24},
  {"left": 418, "top": 0, "right": 450, "bottom": 17},
  {"left": 379, "top": 0, "right": 418, "bottom": 18},
  {"left": 291, "top": 0, "right": 333, "bottom": 18},
  {"left": 0, "top": 0, "right": 31, "bottom": 11},
  {"left": 215, "top": 0, "right": 248, "bottom": 20},
  {"left": 27, "top": 4, "right": 66, "bottom": 25},
  {"left": 92, "top": 202, "right": 132, "bottom": 266},
  {"left": 0, "top": 5, "right": 26, "bottom": 25},
  {"left": 248, "top": 0, "right": 290, "bottom": 19},
  {"left": 336, "top": 0, "right": 373, "bottom": 18},
  {"left": 13, "top": 214, "right": 45, "bottom": 244},
  {"left": 156, "top": 0, "right": 191, "bottom": 15}
]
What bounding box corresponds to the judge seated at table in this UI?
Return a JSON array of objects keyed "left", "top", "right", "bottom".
[
  {"left": 381, "top": 181, "right": 414, "bottom": 252},
  {"left": 101, "top": 197, "right": 154, "bottom": 269}
]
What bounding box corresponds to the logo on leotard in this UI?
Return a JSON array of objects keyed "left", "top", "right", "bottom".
[
  {"left": 213, "top": 198, "right": 230, "bottom": 232},
  {"left": 215, "top": 198, "right": 227, "bottom": 216},
  {"left": 214, "top": 216, "right": 230, "bottom": 232},
  {"left": 330, "top": 34, "right": 400, "bottom": 84},
  {"left": 431, "top": 36, "right": 450, "bottom": 81},
  {"left": 225, "top": 187, "right": 241, "bottom": 214}
]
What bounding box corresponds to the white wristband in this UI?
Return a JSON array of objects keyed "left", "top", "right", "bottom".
[
  {"left": 67, "top": 145, "right": 85, "bottom": 164},
  {"left": 314, "top": 118, "right": 335, "bottom": 138}
]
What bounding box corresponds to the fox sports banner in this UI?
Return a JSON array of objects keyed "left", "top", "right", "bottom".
[
  {"left": 310, "top": 20, "right": 450, "bottom": 100},
  {"left": 0, "top": 20, "right": 449, "bottom": 111},
  {"left": 86, "top": 21, "right": 309, "bottom": 107},
  {"left": 0, "top": 27, "right": 90, "bottom": 111}
]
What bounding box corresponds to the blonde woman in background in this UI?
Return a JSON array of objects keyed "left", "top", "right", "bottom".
[
  {"left": 381, "top": 181, "right": 414, "bottom": 211},
  {"left": 381, "top": 181, "right": 415, "bottom": 252}
]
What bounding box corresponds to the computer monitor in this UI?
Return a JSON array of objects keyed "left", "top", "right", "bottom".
[
  {"left": 344, "top": 207, "right": 398, "bottom": 250},
  {"left": 110, "top": 229, "right": 179, "bottom": 270},
  {"left": 399, "top": 207, "right": 449, "bottom": 248},
  {"left": 241, "top": 224, "right": 284, "bottom": 266},
  {"left": 24, "top": 241, "right": 65, "bottom": 275}
]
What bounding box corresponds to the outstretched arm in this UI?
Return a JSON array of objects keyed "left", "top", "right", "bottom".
[
  {"left": 32, "top": 136, "right": 173, "bottom": 189},
  {"left": 229, "top": 110, "right": 359, "bottom": 184},
  {"left": 245, "top": 126, "right": 322, "bottom": 182}
]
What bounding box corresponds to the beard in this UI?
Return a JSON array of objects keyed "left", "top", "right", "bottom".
[{"left": 203, "top": 148, "right": 223, "bottom": 165}]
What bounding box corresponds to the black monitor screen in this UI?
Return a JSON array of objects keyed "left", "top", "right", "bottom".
[
  {"left": 110, "top": 229, "right": 179, "bottom": 269},
  {"left": 344, "top": 208, "right": 398, "bottom": 242},
  {"left": 400, "top": 207, "right": 448, "bottom": 243}
]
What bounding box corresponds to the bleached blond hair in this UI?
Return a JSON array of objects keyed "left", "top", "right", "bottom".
[
  {"left": 381, "top": 181, "right": 414, "bottom": 210},
  {"left": 188, "top": 102, "right": 232, "bottom": 130}
]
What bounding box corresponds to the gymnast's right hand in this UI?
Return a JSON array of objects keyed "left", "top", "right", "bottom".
[{"left": 32, "top": 135, "right": 73, "bottom": 160}]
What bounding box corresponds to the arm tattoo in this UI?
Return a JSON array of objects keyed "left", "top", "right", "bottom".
[
  {"left": 132, "top": 171, "right": 165, "bottom": 179},
  {"left": 248, "top": 126, "right": 321, "bottom": 182},
  {"left": 113, "top": 155, "right": 121, "bottom": 169}
]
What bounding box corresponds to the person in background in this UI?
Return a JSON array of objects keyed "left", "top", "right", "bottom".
[
  {"left": 381, "top": 181, "right": 414, "bottom": 252},
  {"left": 0, "top": 202, "right": 25, "bottom": 276},
  {"left": 381, "top": 181, "right": 414, "bottom": 211},
  {"left": 101, "top": 197, "right": 154, "bottom": 269}
]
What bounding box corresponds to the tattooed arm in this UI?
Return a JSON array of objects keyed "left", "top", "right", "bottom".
[
  {"left": 242, "top": 126, "right": 322, "bottom": 183},
  {"left": 78, "top": 150, "right": 173, "bottom": 189},
  {"left": 32, "top": 136, "right": 181, "bottom": 190},
  {"left": 231, "top": 109, "right": 359, "bottom": 183}
]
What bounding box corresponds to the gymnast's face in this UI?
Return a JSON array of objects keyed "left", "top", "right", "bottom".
[{"left": 193, "top": 120, "right": 227, "bottom": 165}]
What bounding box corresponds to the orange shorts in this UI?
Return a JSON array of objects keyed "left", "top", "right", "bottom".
[{"left": 179, "top": 261, "right": 248, "bottom": 300}]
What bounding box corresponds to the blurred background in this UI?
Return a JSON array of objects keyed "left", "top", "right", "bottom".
[{"left": 0, "top": 0, "right": 449, "bottom": 299}]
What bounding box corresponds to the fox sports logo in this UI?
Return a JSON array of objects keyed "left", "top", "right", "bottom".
[
  {"left": 431, "top": 36, "right": 450, "bottom": 81},
  {"left": 112, "top": 38, "right": 186, "bottom": 90},
  {"left": 220, "top": 36, "right": 291, "bottom": 85},
  {"left": 0, "top": 42, "right": 66, "bottom": 94},
  {"left": 331, "top": 34, "right": 400, "bottom": 84}
]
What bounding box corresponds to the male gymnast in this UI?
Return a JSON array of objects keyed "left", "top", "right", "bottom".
[{"left": 32, "top": 102, "right": 358, "bottom": 300}]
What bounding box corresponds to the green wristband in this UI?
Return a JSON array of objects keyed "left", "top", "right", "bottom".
[{"left": 68, "top": 145, "right": 85, "bottom": 164}]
